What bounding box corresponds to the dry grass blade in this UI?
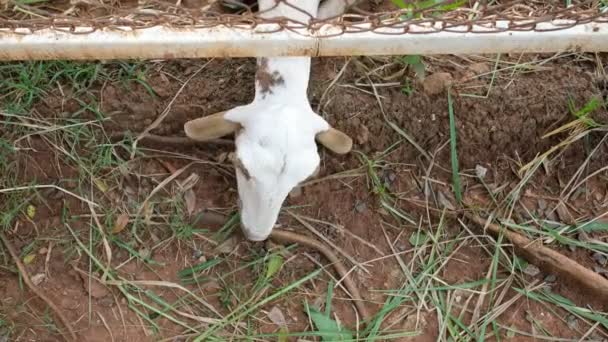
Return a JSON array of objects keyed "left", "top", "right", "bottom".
[
  {"left": 104, "top": 279, "right": 222, "bottom": 318},
  {"left": 288, "top": 211, "right": 369, "bottom": 274},
  {"left": 0, "top": 184, "right": 99, "bottom": 207},
  {"left": 136, "top": 162, "right": 195, "bottom": 219}
]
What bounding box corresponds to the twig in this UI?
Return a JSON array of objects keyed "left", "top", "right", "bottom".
[
  {"left": 0, "top": 231, "right": 77, "bottom": 341},
  {"left": 270, "top": 229, "right": 371, "bottom": 321},
  {"left": 464, "top": 210, "right": 608, "bottom": 304},
  {"left": 109, "top": 132, "right": 233, "bottom": 147}
]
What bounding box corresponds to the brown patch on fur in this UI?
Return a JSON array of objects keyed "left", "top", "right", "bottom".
[
  {"left": 233, "top": 156, "right": 252, "bottom": 180},
  {"left": 256, "top": 57, "right": 285, "bottom": 97}
]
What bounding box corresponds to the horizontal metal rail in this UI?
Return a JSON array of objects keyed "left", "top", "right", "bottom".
[{"left": 0, "top": 20, "right": 606, "bottom": 61}]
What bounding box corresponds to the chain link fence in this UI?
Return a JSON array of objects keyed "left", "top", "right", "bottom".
[{"left": 1, "top": 0, "right": 607, "bottom": 37}]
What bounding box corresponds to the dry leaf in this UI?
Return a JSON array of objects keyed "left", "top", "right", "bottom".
[
  {"left": 438, "top": 191, "right": 456, "bottom": 210},
  {"left": 31, "top": 273, "right": 46, "bottom": 286},
  {"left": 267, "top": 306, "right": 287, "bottom": 327},
  {"left": 179, "top": 173, "right": 200, "bottom": 191},
  {"left": 214, "top": 236, "right": 239, "bottom": 254},
  {"left": 184, "top": 189, "right": 197, "bottom": 216},
  {"left": 555, "top": 202, "right": 574, "bottom": 224},
  {"left": 112, "top": 213, "right": 130, "bottom": 234}
]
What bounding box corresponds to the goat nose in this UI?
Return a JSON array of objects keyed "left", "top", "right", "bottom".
[{"left": 240, "top": 222, "right": 269, "bottom": 242}]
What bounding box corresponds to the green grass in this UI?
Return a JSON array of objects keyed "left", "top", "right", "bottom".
[
  {"left": 447, "top": 88, "right": 462, "bottom": 205},
  {"left": 0, "top": 60, "right": 153, "bottom": 114}
]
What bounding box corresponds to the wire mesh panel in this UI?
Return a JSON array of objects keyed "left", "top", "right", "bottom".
[
  {"left": 1, "top": 0, "right": 607, "bottom": 34},
  {"left": 0, "top": 0, "right": 607, "bottom": 59}
]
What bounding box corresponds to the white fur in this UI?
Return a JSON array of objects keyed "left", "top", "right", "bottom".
[{"left": 224, "top": 0, "right": 352, "bottom": 241}]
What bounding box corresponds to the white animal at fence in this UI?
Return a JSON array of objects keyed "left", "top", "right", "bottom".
[{"left": 184, "top": 0, "right": 355, "bottom": 241}]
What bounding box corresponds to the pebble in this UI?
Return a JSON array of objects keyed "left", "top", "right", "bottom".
[
  {"left": 475, "top": 165, "right": 488, "bottom": 179},
  {"left": 523, "top": 264, "right": 541, "bottom": 277},
  {"left": 537, "top": 198, "right": 547, "bottom": 211},
  {"left": 288, "top": 187, "right": 303, "bottom": 199},
  {"left": 566, "top": 314, "right": 578, "bottom": 330},
  {"left": 468, "top": 62, "right": 491, "bottom": 75},
  {"left": 594, "top": 266, "right": 608, "bottom": 276},
  {"left": 354, "top": 201, "right": 367, "bottom": 213},
  {"left": 422, "top": 72, "right": 453, "bottom": 96},
  {"left": 593, "top": 252, "right": 607, "bottom": 267}
]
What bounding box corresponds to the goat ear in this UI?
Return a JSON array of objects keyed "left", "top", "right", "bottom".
[
  {"left": 184, "top": 111, "right": 241, "bottom": 141},
  {"left": 316, "top": 127, "right": 353, "bottom": 155}
]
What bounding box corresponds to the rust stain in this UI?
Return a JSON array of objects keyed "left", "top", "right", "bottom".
[{"left": 255, "top": 57, "right": 284, "bottom": 97}]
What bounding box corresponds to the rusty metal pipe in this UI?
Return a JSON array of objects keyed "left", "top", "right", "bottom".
[{"left": 0, "top": 20, "right": 607, "bottom": 61}]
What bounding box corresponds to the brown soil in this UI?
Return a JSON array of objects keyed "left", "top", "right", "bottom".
[{"left": 1, "top": 51, "right": 608, "bottom": 341}]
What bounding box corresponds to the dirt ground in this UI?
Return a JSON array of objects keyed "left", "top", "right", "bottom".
[{"left": 1, "top": 5, "right": 608, "bottom": 340}]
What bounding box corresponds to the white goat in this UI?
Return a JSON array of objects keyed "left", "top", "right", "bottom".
[{"left": 184, "top": 0, "right": 355, "bottom": 241}]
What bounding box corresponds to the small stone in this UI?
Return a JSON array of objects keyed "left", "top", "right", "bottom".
[
  {"left": 537, "top": 199, "right": 547, "bottom": 211},
  {"left": 555, "top": 203, "right": 574, "bottom": 224},
  {"left": 98, "top": 296, "right": 115, "bottom": 307},
  {"left": 544, "top": 274, "right": 557, "bottom": 283},
  {"left": 138, "top": 247, "right": 151, "bottom": 260},
  {"left": 182, "top": 0, "right": 205, "bottom": 8},
  {"left": 593, "top": 252, "right": 607, "bottom": 267},
  {"left": 594, "top": 266, "right": 608, "bottom": 277},
  {"left": 545, "top": 209, "right": 558, "bottom": 222},
  {"left": 288, "top": 187, "right": 303, "bottom": 199},
  {"left": 356, "top": 124, "right": 370, "bottom": 145},
  {"left": 594, "top": 191, "right": 603, "bottom": 201},
  {"left": 523, "top": 264, "right": 541, "bottom": 277},
  {"left": 475, "top": 165, "right": 488, "bottom": 179},
  {"left": 214, "top": 236, "right": 239, "bottom": 254},
  {"left": 267, "top": 306, "right": 287, "bottom": 327},
  {"left": 31, "top": 273, "right": 45, "bottom": 286},
  {"left": 354, "top": 201, "right": 367, "bottom": 213},
  {"left": 192, "top": 249, "right": 203, "bottom": 260},
  {"left": 438, "top": 191, "right": 456, "bottom": 210},
  {"left": 566, "top": 314, "right": 578, "bottom": 330},
  {"left": 50, "top": 190, "right": 65, "bottom": 200},
  {"left": 396, "top": 241, "right": 407, "bottom": 252},
  {"left": 468, "top": 62, "right": 491, "bottom": 75},
  {"left": 79, "top": 273, "right": 110, "bottom": 299},
  {"left": 64, "top": 180, "right": 78, "bottom": 189},
  {"left": 60, "top": 297, "right": 79, "bottom": 309},
  {"left": 422, "top": 72, "right": 453, "bottom": 96},
  {"left": 385, "top": 170, "right": 397, "bottom": 183}
]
